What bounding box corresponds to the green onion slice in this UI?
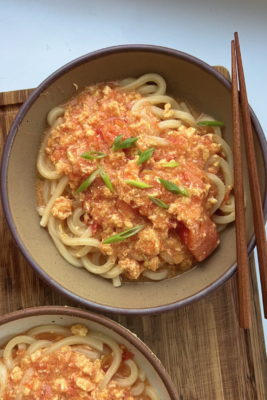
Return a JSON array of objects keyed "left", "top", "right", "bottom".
[
  {"left": 102, "top": 225, "right": 145, "bottom": 244},
  {"left": 125, "top": 180, "right": 153, "bottom": 189},
  {"left": 158, "top": 178, "right": 189, "bottom": 197},
  {"left": 112, "top": 135, "right": 139, "bottom": 150},
  {"left": 74, "top": 168, "right": 100, "bottom": 195},
  {"left": 197, "top": 121, "right": 224, "bottom": 127},
  {"left": 148, "top": 195, "right": 169, "bottom": 209},
  {"left": 142, "top": 251, "right": 148, "bottom": 262},
  {"left": 137, "top": 147, "right": 154, "bottom": 165},
  {"left": 135, "top": 145, "right": 142, "bottom": 156},
  {"left": 81, "top": 151, "right": 106, "bottom": 160},
  {"left": 98, "top": 166, "right": 114, "bottom": 192},
  {"left": 162, "top": 161, "right": 179, "bottom": 168}
]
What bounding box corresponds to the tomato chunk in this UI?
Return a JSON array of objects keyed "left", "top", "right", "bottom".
[{"left": 179, "top": 218, "right": 219, "bottom": 262}]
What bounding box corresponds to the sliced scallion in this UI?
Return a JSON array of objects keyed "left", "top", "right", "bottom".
[
  {"left": 137, "top": 147, "right": 154, "bottom": 165},
  {"left": 102, "top": 225, "right": 145, "bottom": 244},
  {"left": 148, "top": 195, "right": 169, "bottom": 209},
  {"left": 98, "top": 166, "right": 114, "bottom": 192},
  {"left": 112, "top": 135, "right": 139, "bottom": 150},
  {"left": 81, "top": 151, "right": 106, "bottom": 160},
  {"left": 125, "top": 180, "right": 153, "bottom": 189},
  {"left": 74, "top": 168, "right": 100, "bottom": 195},
  {"left": 162, "top": 161, "right": 179, "bottom": 168},
  {"left": 197, "top": 121, "right": 224, "bottom": 127},
  {"left": 158, "top": 178, "right": 189, "bottom": 197}
]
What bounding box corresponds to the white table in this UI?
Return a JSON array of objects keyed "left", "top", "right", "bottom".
[{"left": 1, "top": 0, "right": 267, "bottom": 343}]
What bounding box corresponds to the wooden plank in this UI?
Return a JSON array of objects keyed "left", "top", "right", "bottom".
[{"left": 0, "top": 68, "right": 266, "bottom": 399}]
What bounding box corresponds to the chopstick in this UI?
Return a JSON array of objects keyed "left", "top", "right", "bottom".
[
  {"left": 234, "top": 32, "right": 267, "bottom": 321},
  {"left": 231, "top": 40, "right": 251, "bottom": 329}
]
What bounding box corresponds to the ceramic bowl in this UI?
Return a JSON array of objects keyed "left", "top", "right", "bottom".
[
  {"left": 1, "top": 45, "right": 267, "bottom": 314},
  {"left": 0, "top": 306, "right": 179, "bottom": 399}
]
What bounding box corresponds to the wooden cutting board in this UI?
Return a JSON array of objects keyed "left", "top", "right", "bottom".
[{"left": 0, "top": 67, "right": 267, "bottom": 400}]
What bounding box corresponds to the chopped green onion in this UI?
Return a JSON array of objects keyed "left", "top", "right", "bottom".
[
  {"left": 98, "top": 166, "right": 114, "bottom": 192},
  {"left": 137, "top": 147, "right": 154, "bottom": 165},
  {"left": 74, "top": 168, "right": 100, "bottom": 195},
  {"left": 125, "top": 180, "right": 153, "bottom": 189},
  {"left": 148, "top": 195, "right": 169, "bottom": 209},
  {"left": 81, "top": 151, "right": 106, "bottom": 160},
  {"left": 112, "top": 135, "right": 139, "bottom": 150},
  {"left": 142, "top": 251, "right": 148, "bottom": 262},
  {"left": 197, "top": 121, "right": 224, "bottom": 127},
  {"left": 112, "top": 134, "right": 123, "bottom": 149},
  {"left": 135, "top": 145, "right": 142, "bottom": 156},
  {"left": 102, "top": 225, "right": 145, "bottom": 244},
  {"left": 162, "top": 161, "right": 179, "bottom": 168},
  {"left": 158, "top": 178, "right": 189, "bottom": 197}
]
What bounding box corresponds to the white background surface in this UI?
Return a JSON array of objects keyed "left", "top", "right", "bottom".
[{"left": 1, "top": 0, "right": 267, "bottom": 343}]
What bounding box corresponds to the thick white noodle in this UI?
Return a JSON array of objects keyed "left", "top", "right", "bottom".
[
  {"left": 137, "top": 84, "right": 158, "bottom": 95},
  {"left": 179, "top": 101, "right": 191, "bottom": 114},
  {"left": 132, "top": 95, "right": 180, "bottom": 112},
  {"left": 197, "top": 114, "right": 222, "bottom": 137},
  {"left": 0, "top": 360, "right": 7, "bottom": 399},
  {"left": 206, "top": 173, "right": 225, "bottom": 215},
  {"left": 37, "top": 118, "right": 63, "bottom": 180},
  {"left": 138, "top": 369, "right": 147, "bottom": 382},
  {"left": 219, "top": 194, "right": 235, "bottom": 213},
  {"left": 73, "top": 208, "right": 87, "bottom": 229},
  {"left": 48, "top": 216, "right": 83, "bottom": 268},
  {"left": 50, "top": 179, "right": 58, "bottom": 195},
  {"left": 145, "top": 386, "right": 161, "bottom": 400},
  {"left": 131, "top": 381, "right": 145, "bottom": 396},
  {"left": 43, "top": 336, "right": 103, "bottom": 355},
  {"left": 158, "top": 120, "right": 182, "bottom": 130},
  {"left": 205, "top": 155, "right": 234, "bottom": 191},
  {"left": 26, "top": 340, "right": 52, "bottom": 356},
  {"left": 3, "top": 336, "right": 36, "bottom": 371},
  {"left": 67, "top": 215, "right": 87, "bottom": 236},
  {"left": 101, "top": 266, "right": 122, "bottom": 278},
  {"left": 172, "top": 110, "right": 197, "bottom": 128},
  {"left": 213, "top": 212, "right": 235, "bottom": 224},
  {"left": 89, "top": 331, "right": 122, "bottom": 391},
  {"left": 72, "top": 347, "right": 101, "bottom": 360},
  {"left": 112, "top": 275, "right": 122, "bottom": 287},
  {"left": 120, "top": 78, "right": 135, "bottom": 86},
  {"left": 60, "top": 234, "right": 101, "bottom": 248},
  {"left": 47, "top": 106, "right": 65, "bottom": 127},
  {"left": 15, "top": 368, "right": 34, "bottom": 400},
  {"left": 114, "top": 359, "right": 138, "bottom": 387},
  {"left": 212, "top": 134, "right": 234, "bottom": 171},
  {"left": 40, "top": 175, "right": 70, "bottom": 227},
  {"left": 68, "top": 245, "right": 92, "bottom": 258},
  {"left": 121, "top": 73, "right": 166, "bottom": 96},
  {"left": 216, "top": 224, "right": 227, "bottom": 233},
  {"left": 143, "top": 270, "right": 168, "bottom": 281},
  {"left": 27, "top": 325, "right": 72, "bottom": 337},
  {"left": 81, "top": 255, "right": 114, "bottom": 274}
]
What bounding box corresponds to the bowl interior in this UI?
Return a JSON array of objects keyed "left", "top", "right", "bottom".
[
  {"left": 4, "top": 47, "right": 267, "bottom": 313},
  {"left": 0, "top": 308, "right": 176, "bottom": 400}
]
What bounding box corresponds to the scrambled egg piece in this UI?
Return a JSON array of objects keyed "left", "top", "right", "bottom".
[
  {"left": 71, "top": 324, "right": 88, "bottom": 336},
  {"left": 51, "top": 196, "right": 73, "bottom": 220}
]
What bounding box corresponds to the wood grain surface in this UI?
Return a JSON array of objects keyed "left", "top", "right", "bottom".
[{"left": 0, "top": 68, "right": 266, "bottom": 400}]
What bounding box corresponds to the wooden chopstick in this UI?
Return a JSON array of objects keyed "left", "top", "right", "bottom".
[
  {"left": 234, "top": 32, "right": 267, "bottom": 319},
  {"left": 231, "top": 40, "right": 251, "bottom": 329}
]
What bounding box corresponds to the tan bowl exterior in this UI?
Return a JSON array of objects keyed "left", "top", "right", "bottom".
[
  {"left": 0, "top": 306, "right": 179, "bottom": 400},
  {"left": 1, "top": 45, "right": 267, "bottom": 314}
]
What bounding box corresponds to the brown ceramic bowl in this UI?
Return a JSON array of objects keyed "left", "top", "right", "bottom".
[
  {"left": 0, "top": 306, "right": 179, "bottom": 399},
  {"left": 1, "top": 45, "right": 267, "bottom": 314}
]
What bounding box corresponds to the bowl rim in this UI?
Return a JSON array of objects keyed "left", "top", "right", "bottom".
[
  {"left": 1, "top": 44, "right": 267, "bottom": 315},
  {"left": 0, "top": 305, "right": 179, "bottom": 400}
]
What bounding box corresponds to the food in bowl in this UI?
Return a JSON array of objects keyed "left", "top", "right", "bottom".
[
  {"left": 0, "top": 323, "right": 161, "bottom": 399},
  {"left": 36, "top": 73, "right": 234, "bottom": 287}
]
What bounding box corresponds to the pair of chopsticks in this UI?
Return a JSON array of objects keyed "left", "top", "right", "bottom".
[{"left": 232, "top": 33, "right": 267, "bottom": 329}]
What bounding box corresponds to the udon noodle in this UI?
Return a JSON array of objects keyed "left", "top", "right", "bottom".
[
  {"left": 36, "top": 74, "right": 235, "bottom": 287},
  {"left": 0, "top": 324, "right": 160, "bottom": 400}
]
